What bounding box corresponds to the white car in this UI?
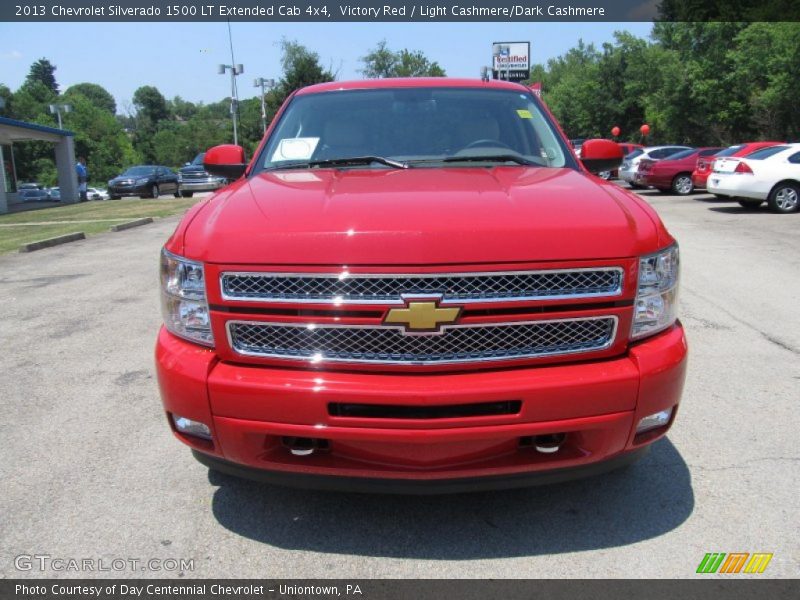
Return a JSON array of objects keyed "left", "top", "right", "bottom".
[
  {"left": 619, "top": 146, "right": 692, "bottom": 188},
  {"left": 87, "top": 187, "right": 110, "bottom": 200},
  {"left": 707, "top": 143, "right": 800, "bottom": 213}
]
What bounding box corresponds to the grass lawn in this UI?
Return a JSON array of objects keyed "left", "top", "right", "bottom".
[{"left": 0, "top": 198, "right": 200, "bottom": 254}]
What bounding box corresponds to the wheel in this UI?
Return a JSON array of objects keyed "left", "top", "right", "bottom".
[
  {"left": 150, "top": 184, "right": 159, "bottom": 199},
  {"left": 597, "top": 170, "right": 611, "bottom": 180},
  {"left": 173, "top": 191, "right": 181, "bottom": 198},
  {"left": 110, "top": 195, "right": 120, "bottom": 200},
  {"left": 671, "top": 174, "right": 694, "bottom": 195},
  {"left": 767, "top": 183, "right": 799, "bottom": 214},
  {"left": 738, "top": 199, "right": 763, "bottom": 210},
  {"left": 629, "top": 182, "right": 645, "bottom": 190},
  {"left": 181, "top": 191, "right": 194, "bottom": 198}
]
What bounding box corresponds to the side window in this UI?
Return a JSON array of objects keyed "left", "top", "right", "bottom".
[
  {"left": 650, "top": 149, "right": 667, "bottom": 159},
  {"left": 699, "top": 148, "right": 720, "bottom": 156},
  {"left": 788, "top": 152, "right": 800, "bottom": 164}
]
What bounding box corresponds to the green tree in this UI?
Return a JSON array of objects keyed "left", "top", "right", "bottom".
[
  {"left": 64, "top": 83, "right": 116, "bottom": 114},
  {"left": 24, "top": 58, "right": 59, "bottom": 95},
  {"left": 360, "top": 41, "right": 446, "bottom": 78},
  {"left": 131, "top": 85, "right": 171, "bottom": 162},
  {"left": 277, "top": 39, "right": 335, "bottom": 98}
]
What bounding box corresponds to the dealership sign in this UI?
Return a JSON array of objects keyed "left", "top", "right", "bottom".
[{"left": 492, "top": 42, "right": 530, "bottom": 82}]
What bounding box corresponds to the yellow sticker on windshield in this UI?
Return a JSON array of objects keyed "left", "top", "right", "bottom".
[{"left": 516, "top": 109, "right": 533, "bottom": 119}]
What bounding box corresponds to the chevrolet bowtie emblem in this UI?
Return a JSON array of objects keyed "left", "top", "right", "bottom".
[{"left": 384, "top": 300, "right": 462, "bottom": 333}]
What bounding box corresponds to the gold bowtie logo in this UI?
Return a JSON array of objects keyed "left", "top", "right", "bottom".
[{"left": 384, "top": 300, "right": 462, "bottom": 333}]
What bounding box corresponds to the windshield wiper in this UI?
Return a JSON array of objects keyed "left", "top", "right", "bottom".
[
  {"left": 439, "top": 154, "right": 541, "bottom": 166},
  {"left": 268, "top": 156, "right": 408, "bottom": 171}
]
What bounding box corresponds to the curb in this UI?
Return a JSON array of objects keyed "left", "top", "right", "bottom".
[
  {"left": 110, "top": 217, "right": 154, "bottom": 232},
  {"left": 19, "top": 232, "right": 86, "bottom": 253}
]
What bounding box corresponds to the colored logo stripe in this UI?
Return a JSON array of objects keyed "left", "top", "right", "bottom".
[{"left": 697, "top": 552, "right": 773, "bottom": 574}]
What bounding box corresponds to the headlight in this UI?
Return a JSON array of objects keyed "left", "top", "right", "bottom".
[
  {"left": 136, "top": 177, "right": 149, "bottom": 185},
  {"left": 631, "top": 244, "right": 680, "bottom": 340},
  {"left": 160, "top": 249, "right": 213, "bottom": 346},
  {"left": 177, "top": 174, "right": 183, "bottom": 182}
]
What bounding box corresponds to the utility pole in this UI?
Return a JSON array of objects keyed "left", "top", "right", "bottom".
[
  {"left": 49, "top": 103, "right": 72, "bottom": 129},
  {"left": 217, "top": 63, "right": 244, "bottom": 145},
  {"left": 253, "top": 77, "right": 276, "bottom": 134}
]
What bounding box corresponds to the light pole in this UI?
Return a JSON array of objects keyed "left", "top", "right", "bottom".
[
  {"left": 218, "top": 63, "right": 244, "bottom": 145},
  {"left": 49, "top": 103, "right": 72, "bottom": 129},
  {"left": 253, "top": 77, "right": 276, "bottom": 134}
]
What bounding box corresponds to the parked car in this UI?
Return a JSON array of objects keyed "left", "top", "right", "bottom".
[
  {"left": 17, "top": 188, "right": 50, "bottom": 202},
  {"left": 620, "top": 146, "right": 692, "bottom": 188},
  {"left": 18, "top": 182, "right": 44, "bottom": 191},
  {"left": 177, "top": 153, "right": 228, "bottom": 198},
  {"left": 598, "top": 143, "right": 643, "bottom": 180},
  {"left": 156, "top": 78, "right": 687, "bottom": 493},
  {"left": 707, "top": 143, "right": 800, "bottom": 213},
  {"left": 108, "top": 166, "right": 180, "bottom": 199},
  {"left": 87, "top": 187, "right": 110, "bottom": 200},
  {"left": 635, "top": 147, "right": 723, "bottom": 195},
  {"left": 692, "top": 141, "right": 783, "bottom": 190},
  {"left": 46, "top": 187, "right": 61, "bottom": 201}
]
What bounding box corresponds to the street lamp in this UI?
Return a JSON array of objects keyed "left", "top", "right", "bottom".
[
  {"left": 253, "top": 77, "right": 276, "bottom": 134},
  {"left": 218, "top": 63, "right": 244, "bottom": 145},
  {"left": 49, "top": 103, "right": 72, "bottom": 129}
]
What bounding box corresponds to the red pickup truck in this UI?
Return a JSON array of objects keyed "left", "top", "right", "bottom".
[{"left": 156, "top": 78, "right": 687, "bottom": 493}]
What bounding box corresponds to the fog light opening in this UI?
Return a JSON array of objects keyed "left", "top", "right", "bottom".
[
  {"left": 172, "top": 414, "right": 212, "bottom": 440},
  {"left": 519, "top": 433, "right": 567, "bottom": 454},
  {"left": 282, "top": 437, "right": 329, "bottom": 456},
  {"left": 636, "top": 408, "right": 674, "bottom": 435}
]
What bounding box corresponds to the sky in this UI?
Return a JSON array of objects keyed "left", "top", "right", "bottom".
[{"left": 0, "top": 21, "right": 654, "bottom": 114}]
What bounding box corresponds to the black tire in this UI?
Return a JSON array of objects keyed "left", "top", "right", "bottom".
[
  {"left": 738, "top": 199, "right": 763, "bottom": 210},
  {"left": 181, "top": 191, "right": 194, "bottom": 198},
  {"left": 150, "top": 184, "right": 159, "bottom": 199},
  {"left": 671, "top": 173, "right": 694, "bottom": 195},
  {"left": 629, "top": 182, "right": 645, "bottom": 190},
  {"left": 110, "top": 195, "right": 120, "bottom": 200},
  {"left": 767, "top": 182, "right": 800, "bottom": 214},
  {"left": 173, "top": 191, "right": 181, "bottom": 198}
]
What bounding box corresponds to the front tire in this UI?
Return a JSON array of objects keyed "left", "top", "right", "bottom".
[
  {"left": 767, "top": 183, "right": 799, "bottom": 214},
  {"left": 672, "top": 174, "right": 694, "bottom": 195},
  {"left": 181, "top": 191, "right": 194, "bottom": 198},
  {"left": 150, "top": 184, "right": 159, "bottom": 199}
]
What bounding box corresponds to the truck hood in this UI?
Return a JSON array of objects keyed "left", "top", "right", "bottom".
[{"left": 182, "top": 166, "right": 665, "bottom": 265}]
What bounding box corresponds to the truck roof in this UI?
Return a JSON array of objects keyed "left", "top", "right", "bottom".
[{"left": 295, "top": 78, "right": 531, "bottom": 95}]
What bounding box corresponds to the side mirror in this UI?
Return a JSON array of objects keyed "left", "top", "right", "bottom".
[
  {"left": 580, "top": 139, "right": 624, "bottom": 174},
  {"left": 204, "top": 144, "right": 247, "bottom": 179}
]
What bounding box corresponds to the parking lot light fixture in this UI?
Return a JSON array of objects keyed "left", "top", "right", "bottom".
[
  {"left": 49, "top": 103, "right": 72, "bottom": 129},
  {"left": 253, "top": 77, "right": 276, "bottom": 134},
  {"left": 218, "top": 63, "right": 244, "bottom": 145}
]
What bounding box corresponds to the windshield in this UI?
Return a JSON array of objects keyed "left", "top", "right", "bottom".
[
  {"left": 624, "top": 149, "right": 644, "bottom": 160},
  {"left": 745, "top": 145, "right": 788, "bottom": 160},
  {"left": 663, "top": 149, "right": 696, "bottom": 160},
  {"left": 122, "top": 166, "right": 155, "bottom": 177},
  {"left": 258, "top": 87, "right": 570, "bottom": 170},
  {"left": 715, "top": 145, "right": 745, "bottom": 158},
  {"left": 191, "top": 153, "right": 205, "bottom": 166}
]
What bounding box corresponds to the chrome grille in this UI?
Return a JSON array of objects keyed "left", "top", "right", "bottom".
[
  {"left": 220, "top": 268, "right": 623, "bottom": 304},
  {"left": 227, "top": 317, "right": 617, "bottom": 365}
]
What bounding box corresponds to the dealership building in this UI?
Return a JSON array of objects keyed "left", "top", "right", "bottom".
[{"left": 0, "top": 116, "right": 79, "bottom": 214}]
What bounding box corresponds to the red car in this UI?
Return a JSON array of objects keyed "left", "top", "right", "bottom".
[
  {"left": 636, "top": 147, "right": 722, "bottom": 195},
  {"left": 156, "top": 78, "right": 687, "bottom": 493},
  {"left": 692, "top": 142, "right": 783, "bottom": 190}
]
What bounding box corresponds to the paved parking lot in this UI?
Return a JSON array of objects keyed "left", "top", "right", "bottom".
[{"left": 0, "top": 187, "right": 797, "bottom": 578}]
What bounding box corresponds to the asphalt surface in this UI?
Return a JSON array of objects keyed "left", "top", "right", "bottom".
[{"left": 1, "top": 186, "right": 798, "bottom": 579}]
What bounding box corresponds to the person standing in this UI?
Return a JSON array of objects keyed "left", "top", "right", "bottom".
[{"left": 76, "top": 156, "right": 88, "bottom": 202}]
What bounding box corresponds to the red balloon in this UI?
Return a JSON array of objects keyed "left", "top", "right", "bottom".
[
  {"left": 640, "top": 124, "right": 651, "bottom": 136},
  {"left": 611, "top": 126, "right": 621, "bottom": 137}
]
